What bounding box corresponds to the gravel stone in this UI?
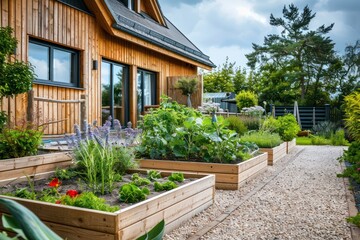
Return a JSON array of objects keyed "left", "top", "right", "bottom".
[{"left": 164, "top": 146, "right": 352, "bottom": 240}]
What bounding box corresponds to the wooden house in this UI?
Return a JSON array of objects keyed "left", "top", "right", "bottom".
[{"left": 0, "top": 0, "right": 215, "bottom": 134}]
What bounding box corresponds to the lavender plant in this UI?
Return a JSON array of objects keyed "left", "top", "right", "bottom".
[{"left": 66, "top": 117, "right": 140, "bottom": 194}]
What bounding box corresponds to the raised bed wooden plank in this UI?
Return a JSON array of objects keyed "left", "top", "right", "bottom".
[
  {"left": 0, "top": 173, "right": 215, "bottom": 239},
  {"left": 138, "top": 152, "right": 268, "bottom": 190},
  {"left": 260, "top": 142, "right": 287, "bottom": 165},
  {"left": 286, "top": 138, "right": 296, "bottom": 154}
]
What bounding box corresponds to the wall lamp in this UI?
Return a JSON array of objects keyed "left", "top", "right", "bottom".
[{"left": 92, "top": 60, "right": 98, "bottom": 70}]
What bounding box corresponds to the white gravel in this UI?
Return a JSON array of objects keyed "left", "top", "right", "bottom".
[{"left": 164, "top": 146, "right": 352, "bottom": 240}]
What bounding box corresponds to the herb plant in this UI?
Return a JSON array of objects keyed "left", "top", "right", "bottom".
[
  {"left": 240, "top": 131, "right": 283, "bottom": 148},
  {"left": 276, "top": 114, "right": 300, "bottom": 141}
]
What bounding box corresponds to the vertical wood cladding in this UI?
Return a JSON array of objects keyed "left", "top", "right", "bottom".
[{"left": 0, "top": 0, "right": 197, "bottom": 134}]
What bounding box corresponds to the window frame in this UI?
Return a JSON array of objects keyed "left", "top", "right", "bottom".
[
  {"left": 29, "top": 39, "right": 80, "bottom": 88},
  {"left": 137, "top": 69, "right": 157, "bottom": 115}
]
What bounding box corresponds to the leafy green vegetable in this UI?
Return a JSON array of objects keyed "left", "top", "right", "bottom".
[
  {"left": 154, "top": 181, "right": 178, "bottom": 192},
  {"left": 147, "top": 170, "right": 162, "bottom": 181},
  {"left": 168, "top": 173, "right": 184, "bottom": 183},
  {"left": 131, "top": 173, "right": 151, "bottom": 186},
  {"left": 119, "top": 183, "right": 150, "bottom": 203}
]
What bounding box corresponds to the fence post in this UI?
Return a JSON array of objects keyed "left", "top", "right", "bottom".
[
  {"left": 313, "top": 107, "right": 316, "bottom": 128},
  {"left": 325, "top": 104, "right": 330, "bottom": 121}
]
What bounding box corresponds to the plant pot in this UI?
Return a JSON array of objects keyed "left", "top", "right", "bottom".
[
  {"left": 259, "top": 142, "right": 287, "bottom": 166},
  {"left": 0, "top": 172, "right": 215, "bottom": 240},
  {"left": 0, "top": 152, "right": 73, "bottom": 186},
  {"left": 138, "top": 153, "right": 268, "bottom": 190},
  {"left": 286, "top": 138, "right": 296, "bottom": 154}
]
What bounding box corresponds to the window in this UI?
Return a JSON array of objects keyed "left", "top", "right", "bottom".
[
  {"left": 137, "top": 69, "right": 156, "bottom": 117},
  {"left": 120, "top": 0, "right": 134, "bottom": 10},
  {"left": 28, "top": 40, "right": 79, "bottom": 87},
  {"left": 101, "top": 60, "right": 129, "bottom": 125}
]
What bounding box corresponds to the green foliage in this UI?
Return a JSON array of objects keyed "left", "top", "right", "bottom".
[
  {"left": 235, "top": 90, "right": 258, "bottom": 110},
  {"left": 246, "top": 4, "right": 339, "bottom": 106},
  {"left": 119, "top": 183, "right": 150, "bottom": 203},
  {"left": 240, "top": 131, "right": 283, "bottom": 148},
  {"left": 74, "top": 140, "right": 135, "bottom": 194},
  {"left": 312, "top": 121, "right": 337, "bottom": 139},
  {"left": 260, "top": 116, "right": 279, "bottom": 133},
  {"left": 330, "top": 129, "right": 349, "bottom": 146},
  {"left": 147, "top": 170, "right": 162, "bottom": 181},
  {"left": 0, "top": 198, "right": 62, "bottom": 240},
  {"left": 0, "top": 111, "right": 7, "bottom": 132},
  {"left": 237, "top": 115, "right": 261, "bottom": 131},
  {"left": 154, "top": 181, "right": 178, "bottom": 192},
  {"left": 224, "top": 116, "right": 248, "bottom": 136},
  {"left": 347, "top": 214, "right": 360, "bottom": 227},
  {"left": 296, "top": 137, "right": 312, "bottom": 145},
  {"left": 54, "top": 167, "right": 77, "bottom": 180},
  {"left": 168, "top": 173, "right": 184, "bottom": 183},
  {"left": 137, "top": 98, "right": 251, "bottom": 163},
  {"left": 60, "top": 192, "right": 119, "bottom": 212},
  {"left": 0, "top": 27, "right": 35, "bottom": 98},
  {"left": 277, "top": 114, "right": 301, "bottom": 141},
  {"left": 131, "top": 173, "right": 151, "bottom": 186},
  {"left": 136, "top": 220, "right": 165, "bottom": 240},
  {"left": 0, "top": 125, "right": 43, "bottom": 159},
  {"left": 14, "top": 188, "right": 36, "bottom": 200},
  {"left": 310, "top": 135, "right": 331, "bottom": 145},
  {"left": 175, "top": 77, "right": 198, "bottom": 95},
  {"left": 113, "top": 146, "right": 137, "bottom": 174},
  {"left": 340, "top": 141, "right": 360, "bottom": 164},
  {"left": 344, "top": 91, "right": 360, "bottom": 141}
]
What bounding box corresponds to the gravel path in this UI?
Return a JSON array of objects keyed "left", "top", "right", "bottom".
[{"left": 164, "top": 146, "right": 353, "bottom": 240}]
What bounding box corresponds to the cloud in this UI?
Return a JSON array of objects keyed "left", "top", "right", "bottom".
[
  {"left": 158, "top": 0, "right": 360, "bottom": 68},
  {"left": 29, "top": 56, "right": 48, "bottom": 80}
]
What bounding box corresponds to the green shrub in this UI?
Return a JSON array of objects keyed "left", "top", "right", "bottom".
[
  {"left": 0, "top": 111, "right": 7, "bottom": 132},
  {"left": 240, "top": 131, "right": 283, "bottom": 148},
  {"left": 340, "top": 141, "right": 360, "bottom": 164},
  {"left": 0, "top": 124, "right": 43, "bottom": 159},
  {"left": 260, "top": 116, "right": 279, "bottom": 133},
  {"left": 310, "top": 135, "right": 331, "bottom": 145},
  {"left": 344, "top": 91, "right": 360, "bottom": 141},
  {"left": 347, "top": 214, "right": 360, "bottom": 227},
  {"left": 330, "top": 129, "right": 349, "bottom": 146},
  {"left": 224, "top": 116, "right": 248, "bottom": 136},
  {"left": 312, "top": 121, "right": 337, "bottom": 139},
  {"left": 235, "top": 90, "right": 258, "bottom": 110},
  {"left": 238, "top": 115, "right": 261, "bottom": 131},
  {"left": 277, "top": 114, "right": 301, "bottom": 141}
]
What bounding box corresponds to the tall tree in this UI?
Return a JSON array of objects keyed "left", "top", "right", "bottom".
[{"left": 246, "top": 4, "right": 338, "bottom": 106}]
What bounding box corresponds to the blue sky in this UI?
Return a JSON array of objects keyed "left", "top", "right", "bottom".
[{"left": 158, "top": 0, "right": 360, "bottom": 70}]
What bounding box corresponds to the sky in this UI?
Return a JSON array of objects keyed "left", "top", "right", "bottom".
[{"left": 157, "top": 0, "right": 360, "bottom": 70}]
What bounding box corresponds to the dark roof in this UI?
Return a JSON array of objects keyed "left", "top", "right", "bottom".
[
  {"left": 104, "top": 0, "right": 216, "bottom": 68},
  {"left": 57, "top": 0, "right": 92, "bottom": 15}
]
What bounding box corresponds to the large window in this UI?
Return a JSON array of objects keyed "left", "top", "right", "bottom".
[
  {"left": 101, "top": 60, "right": 129, "bottom": 125},
  {"left": 28, "top": 39, "right": 79, "bottom": 87},
  {"left": 137, "top": 69, "right": 156, "bottom": 117}
]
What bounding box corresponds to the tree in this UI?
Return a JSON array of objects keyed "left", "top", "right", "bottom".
[{"left": 246, "top": 4, "right": 338, "bottom": 106}]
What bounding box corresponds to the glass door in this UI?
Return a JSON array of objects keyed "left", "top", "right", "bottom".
[
  {"left": 137, "top": 69, "right": 156, "bottom": 118},
  {"left": 101, "top": 60, "right": 129, "bottom": 125}
]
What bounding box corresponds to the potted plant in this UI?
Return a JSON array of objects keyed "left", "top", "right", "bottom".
[{"left": 175, "top": 77, "right": 199, "bottom": 107}]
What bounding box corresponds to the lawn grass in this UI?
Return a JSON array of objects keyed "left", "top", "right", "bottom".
[{"left": 296, "top": 137, "right": 313, "bottom": 145}]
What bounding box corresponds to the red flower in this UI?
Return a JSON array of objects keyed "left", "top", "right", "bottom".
[
  {"left": 55, "top": 200, "right": 62, "bottom": 204},
  {"left": 66, "top": 189, "right": 79, "bottom": 198},
  {"left": 49, "top": 178, "right": 61, "bottom": 188}
]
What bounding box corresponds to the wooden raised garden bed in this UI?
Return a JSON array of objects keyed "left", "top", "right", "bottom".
[
  {"left": 0, "top": 172, "right": 215, "bottom": 240},
  {"left": 0, "top": 152, "right": 73, "bottom": 186},
  {"left": 286, "top": 138, "right": 296, "bottom": 154},
  {"left": 259, "top": 142, "right": 287, "bottom": 166},
  {"left": 138, "top": 152, "right": 268, "bottom": 190}
]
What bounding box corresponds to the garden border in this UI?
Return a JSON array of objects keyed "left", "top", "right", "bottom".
[{"left": 259, "top": 142, "right": 287, "bottom": 165}]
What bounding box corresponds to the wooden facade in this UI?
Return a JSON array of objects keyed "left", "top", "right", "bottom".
[{"left": 0, "top": 0, "right": 213, "bottom": 134}]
